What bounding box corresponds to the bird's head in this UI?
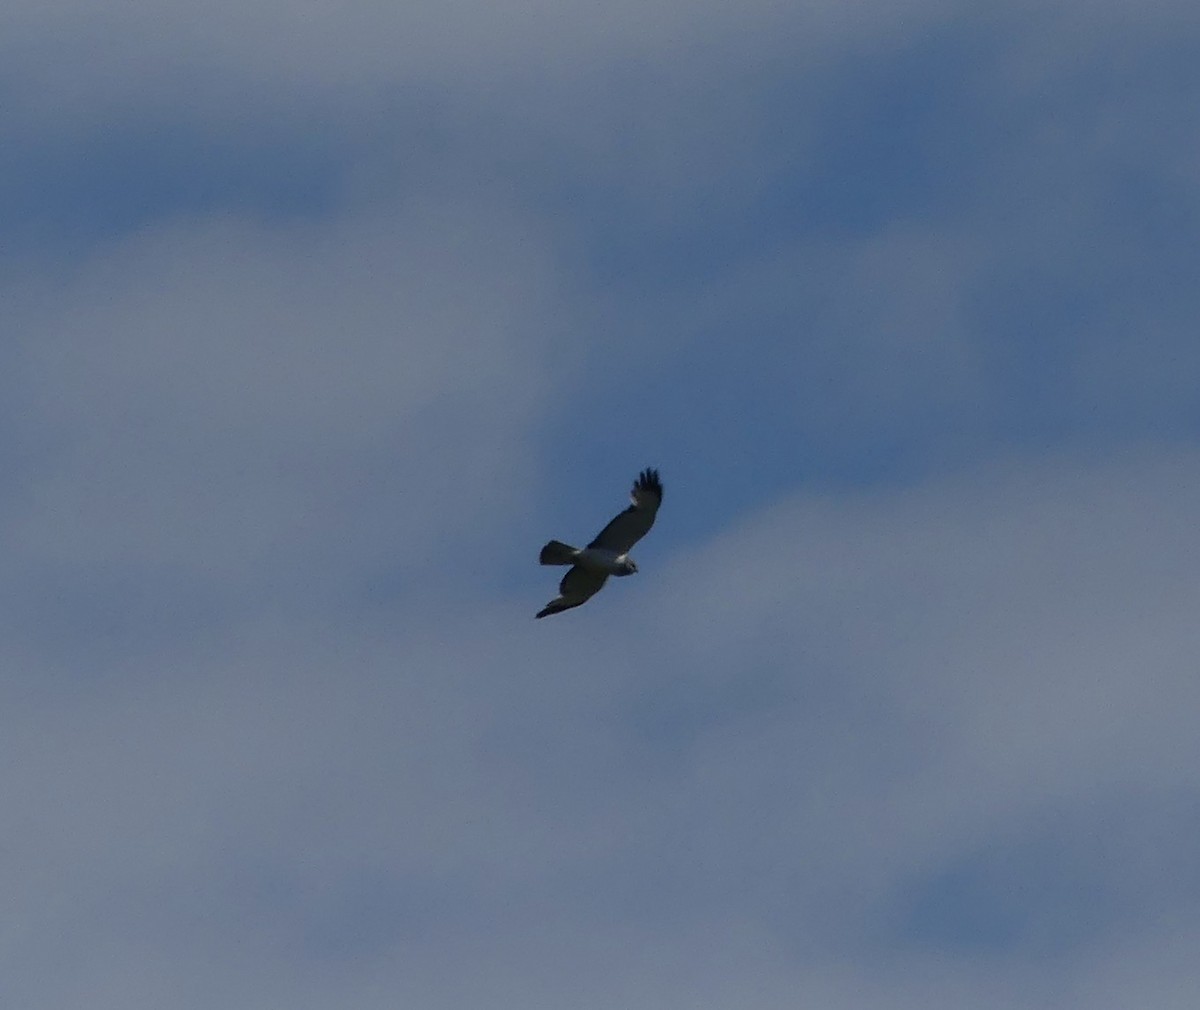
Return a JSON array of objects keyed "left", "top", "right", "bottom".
[{"left": 615, "top": 555, "right": 638, "bottom": 576}]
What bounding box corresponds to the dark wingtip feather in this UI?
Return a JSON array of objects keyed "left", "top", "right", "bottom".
[{"left": 635, "top": 467, "right": 663, "bottom": 500}]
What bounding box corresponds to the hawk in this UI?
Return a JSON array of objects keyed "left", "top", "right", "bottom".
[{"left": 536, "top": 468, "right": 664, "bottom": 619}]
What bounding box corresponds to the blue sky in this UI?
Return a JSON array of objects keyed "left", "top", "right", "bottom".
[{"left": 4, "top": 2, "right": 1200, "bottom": 1006}]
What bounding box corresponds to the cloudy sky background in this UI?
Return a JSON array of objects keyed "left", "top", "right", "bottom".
[{"left": 4, "top": 1, "right": 1200, "bottom": 1006}]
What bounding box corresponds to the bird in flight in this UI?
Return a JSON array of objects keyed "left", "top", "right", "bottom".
[{"left": 536, "top": 468, "right": 664, "bottom": 619}]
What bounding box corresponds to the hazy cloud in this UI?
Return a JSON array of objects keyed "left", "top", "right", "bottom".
[{"left": 4, "top": 0, "right": 1200, "bottom": 1006}]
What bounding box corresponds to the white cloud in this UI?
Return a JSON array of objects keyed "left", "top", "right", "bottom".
[
  {"left": 5, "top": 447, "right": 1200, "bottom": 1006},
  {"left": 4, "top": 0, "right": 1200, "bottom": 1005},
  {"left": 4, "top": 198, "right": 569, "bottom": 599},
  {"left": 1, "top": 0, "right": 944, "bottom": 116}
]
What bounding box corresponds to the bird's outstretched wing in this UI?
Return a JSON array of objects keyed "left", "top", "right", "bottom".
[
  {"left": 536, "top": 566, "right": 609, "bottom": 619},
  {"left": 587, "top": 468, "right": 663, "bottom": 553}
]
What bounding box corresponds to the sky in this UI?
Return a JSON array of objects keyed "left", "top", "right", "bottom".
[{"left": 3, "top": 1, "right": 1200, "bottom": 1006}]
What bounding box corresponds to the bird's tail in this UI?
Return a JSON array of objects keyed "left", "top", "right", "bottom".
[{"left": 539, "top": 540, "right": 578, "bottom": 565}]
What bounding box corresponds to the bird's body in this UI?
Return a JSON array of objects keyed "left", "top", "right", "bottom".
[
  {"left": 541, "top": 542, "right": 636, "bottom": 575},
  {"left": 535, "top": 469, "right": 663, "bottom": 619}
]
